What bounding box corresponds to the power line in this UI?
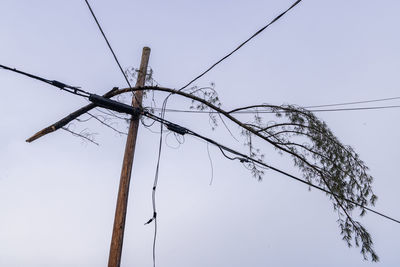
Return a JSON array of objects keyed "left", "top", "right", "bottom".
[
  {"left": 180, "top": 0, "right": 303, "bottom": 90},
  {"left": 305, "top": 105, "right": 400, "bottom": 112},
  {"left": 3, "top": 63, "right": 399, "bottom": 121},
  {"left": 144, "top": 111, "right": 400, "bottom": 225},
  {"left": 4, "top": 62, "right": 399, "bottom": 224},
  {"left": 188, "top": 130, "right": 400, "bottom": 225},
  {"left": 305, "top": 96, "right": 400, "bottom": 108},
  {"left": 3, "top": 62, "right": 398, "bottom": 225},
  {"left": 150, "top": 105, "right": 400, "bottom": 114},
  {"left": 0, "top": 64, "right": 90, "bottom": 97},
  {"left": 83, "top": 0, "right": 133, "bottom": 89},
  {"left": 0, "top": 64, "right": 143, "bottom": 118}
]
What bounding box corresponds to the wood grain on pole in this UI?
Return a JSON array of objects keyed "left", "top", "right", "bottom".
[{"left": 108, "top": 47, "right": 151, "bottom": 267}]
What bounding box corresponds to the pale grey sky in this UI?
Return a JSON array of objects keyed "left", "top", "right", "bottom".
[{"left": 0, "top": 0, "right": 399, "bottom": 266}]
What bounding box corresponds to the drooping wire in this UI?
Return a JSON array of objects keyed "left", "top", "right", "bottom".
[
  {"left": 83, "top": 0, "right": 133, "bottom": 89},
  {"left": 143, "top": 96, "right": 169, "bottom": 267},
  {"left": 179, "top": 0, "right": 303, "bottom": 91},
  {"left": 206, "top": 143, "right": 215, "bottom": 186},
  {"left": 0, "top": 64, "right": 90, "bottom": 98},
  {"left": 165, "top": 132, "right": 185, "bottom": 149},
  {"left": 143, "top": 111, "right": 400, "bottom": 225}
]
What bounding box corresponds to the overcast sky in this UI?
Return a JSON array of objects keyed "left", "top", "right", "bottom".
[{"left": 1, "top": 0, "right": 400, "bottom": 266}]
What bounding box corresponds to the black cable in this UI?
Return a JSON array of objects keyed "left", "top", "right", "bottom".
[
  {"left": 3, "top": 61, "right": 397, "bottom": 225},
  {"left": 187, "top": 129, "right": 400, "bottom": 224},
  {"left": 179, "top": 0, "right": 303, "bottom": 90},
  {"left": 0, "top": 64, "right": 145, "bottom": 120},
  {"left": 1, "top": 64, "right": 49, "bottom": 84},
  {"left": 0, "top": 64, "right": 90, "bottom": 97},
  {"left": 4, "top": 62, "right": 397, "bottom": 224},
  {"left": 143, "top": 112, "right": 400, "bottom": 225},
  {"left": 83, "top": 0, "right": 133, "bottom": 89},
  {"left": 143, "top": 97, "right": 169, "bottom": 267},
  {"left": 145, "top": 123, "right": 162, "bottom": 267}
]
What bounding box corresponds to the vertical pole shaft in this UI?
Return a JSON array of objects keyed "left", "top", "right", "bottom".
[{"left": 108, "top": 47, "right": 151, "bottom": 267}]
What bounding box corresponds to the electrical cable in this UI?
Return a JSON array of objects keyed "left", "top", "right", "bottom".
[
  {"left": 143, "top": 97, "right": 169, "bottom": 267},
  {"left": 3, "top": 63, "right": 398, "bottom": 225},
  {"left": 83, "top": 0, "right": 133, "bottom": 89},
  {"left": 0, "top": 64, "right": 144, "bottom": 119},
  {"left": 144, "top": 123, "right": 162, "bottom": 267},
  {"left": 83, "top": 0, "right": 145, "bottom": 108},
  {"left": 304, "top": 105, "right": 400, "bottom": 112},
  {"left": 143, "top": 112, "right": 400, "bottom": 225},
  {"left": 150, "top": 104, "right": 400, "bottom": 114},
  {"left": 179, "top": 0, "right": 303, "bottom": 91},
  {"left": 305, "top": 96, "right": 400, "bottom": 108},
  {"left": 188, "top": 130, "right": 400, "bottom": 224},
  {"left": 0, "top": 64, "right": 90, "bottom": 97}
]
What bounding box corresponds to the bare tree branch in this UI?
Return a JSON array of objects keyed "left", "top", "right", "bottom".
[
  {"left": 87, "top": 112, "right": 127, "bottom": 135},
  {"left": 62, "top": 127, "right": 99, "bottom": 146}
]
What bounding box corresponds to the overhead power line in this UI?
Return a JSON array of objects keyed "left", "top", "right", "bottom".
[
  {"left": 305, "top": 105, "right": 400, "bottom": 112},
  {"left": 144, "top": 112, "right": 400, "bottom": 225},
  {"left": 305, "top": 96, "right": 400, "bottom": 108},
  {"left": 2, "top": 63, "right": 399, "bottom": 225},
  {"left": 0, "top": 64, "right": 90, "bottom": 97},
  {"left": 3, "top": 63, "right": 400, "bottom": 115},
  {"left": 0, "top": 64, "right": 141, "bottom": 117},
  {"left": 83, "top": 0, "right": 132, "bottom": 89},
  {"left": 180, "top": 0, "right": 303, "bottom": 90},
  {"left": 151, "top": 105, "right": 400, "bottom": 114}
]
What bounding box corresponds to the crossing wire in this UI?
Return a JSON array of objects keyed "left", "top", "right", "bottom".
[
  {"left": 144, "top": 111, "right": 400, "bottom": 225},
  {"left": 3, "top": 63, "right": 400, "bottom": 115},
  {"left": 180, "top": 0, "right": 303, "bottom": 90},
  {"left": 2, "top": 62, "right": 399, "bottom": 225},
  {"left": 83, "top": 0, "right": 133, "bottom": 89}
]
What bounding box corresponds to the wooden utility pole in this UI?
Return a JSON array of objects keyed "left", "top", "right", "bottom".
[{"left": 108, "top": 47, "right": 151, "bottom": 267}]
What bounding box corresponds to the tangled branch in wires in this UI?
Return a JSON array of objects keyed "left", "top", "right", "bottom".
[{"left": 15, "top": 66, "right": 383, "bottom": 261}]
